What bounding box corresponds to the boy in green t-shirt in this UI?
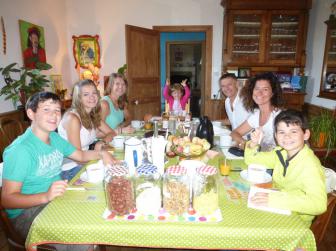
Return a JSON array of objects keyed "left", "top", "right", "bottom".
[
  {"left": 245, "top": 109, "right": 327, "bottom": 224},
  {"left": 2, "top": 92, "right": 116, "bottom": 249}
]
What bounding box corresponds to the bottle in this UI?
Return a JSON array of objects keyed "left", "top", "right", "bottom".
[
  {"left": 196, "top": 116, "right": 214, "bottom": 147},
  {"left": 105, "top": 162, "right": 134, "bottom": 216}
]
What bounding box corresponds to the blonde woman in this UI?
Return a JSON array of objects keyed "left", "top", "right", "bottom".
[
  {"left": 58, "top": 79, "right": 116, "bottom": 179},
  {"left": 101, "top": 73, "right": 134, "bottom": 134}
]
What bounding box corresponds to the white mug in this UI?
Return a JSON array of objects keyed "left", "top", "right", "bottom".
[
  {"left": 247, "top": 164, "right": 267, "bottom": 183},
  {"left": 131, "top": 120, "right": 144, "bottom": 129},
  {"left": 220, "top": 135, "right": 232, "bottom": 147},
  {"left": 86, "top": 165, "right": 105, "bottom": 183},
  {"left": 112, "top": 136, "right": 125, "bottom": 149}
]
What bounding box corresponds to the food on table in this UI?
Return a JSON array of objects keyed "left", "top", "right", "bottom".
[
  {"left": 105, "top": 164, "right": 134, "bottom": 216},
  {"left": 193, "top": 165, "right": 219, "bottom": 215},
  {"left": 163, "top": 165, "right": 190, "bottom": 215},
  {"left": 135, "top": 163, "right": 162, "bottom": 215},
  {"left": 166, "top": 136, "right": 211, "bottom": 157}
]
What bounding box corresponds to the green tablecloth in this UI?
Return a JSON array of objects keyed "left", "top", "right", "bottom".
[{"left": 26, "top": 151, "right": 316, "bottom": 251}]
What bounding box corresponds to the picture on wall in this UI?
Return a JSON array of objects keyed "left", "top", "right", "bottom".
[
  {"left": 238, "top": 68, "right": 251, "bottom": 78},
  {"left": 19, "top": 20, "right": 47, "bottom": 69},
  {"left": 72, "top": 35, "right": 101, "bottom": 69}
]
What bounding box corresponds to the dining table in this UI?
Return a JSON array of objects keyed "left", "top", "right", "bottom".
[{"left": 25, "top": 132, "right": 317, "bottom": 251}]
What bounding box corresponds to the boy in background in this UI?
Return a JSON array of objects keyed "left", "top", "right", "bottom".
[
  {"left": 245, "top": 109, "right": 327, "bottom": 225},
  {"left": 1, "top": 92, "right": 116, "bottom": 250}
]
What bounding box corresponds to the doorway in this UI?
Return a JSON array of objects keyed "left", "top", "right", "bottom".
[
  {"left": 166, "top": 42, "right": 204, "bottom": 117},
  {"left": 153, "top": 25, "right": 213, "bottom": 117}
]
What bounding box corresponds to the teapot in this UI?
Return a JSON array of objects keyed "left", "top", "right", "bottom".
[
  {"left": 196, "top": 116, "right": 214, "bottom": 148},
  {"left": 124, "top": 137, "right": 144, "bottom": 176}
]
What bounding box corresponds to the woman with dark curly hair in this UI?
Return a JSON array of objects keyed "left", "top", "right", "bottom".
[{"left": 230, "top": 72, "right": 284, "bottom": 151}]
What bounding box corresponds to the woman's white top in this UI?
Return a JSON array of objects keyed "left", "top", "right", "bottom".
[
  {"left": 247, "top": 109, "right": 281, "bottom": 151},
  {"left": 224, "top": 91, "right": 250, "bottom": 130},
  {"left": 58, "top": 111, "right": 97, "bottom": 151}
]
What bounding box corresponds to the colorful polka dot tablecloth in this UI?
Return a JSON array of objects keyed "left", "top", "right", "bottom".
[
  {"left": 102, "top": 207, "right": 223, "bottom": 223},
  {"left": 26, "top": 152, "right": 317, "bottom": 251}
]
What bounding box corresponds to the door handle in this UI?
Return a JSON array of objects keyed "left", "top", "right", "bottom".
[{"left": 133, "top": 100, "right": 139, "bottom": 105}]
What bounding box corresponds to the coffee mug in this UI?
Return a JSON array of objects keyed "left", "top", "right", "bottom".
[
  {"left": 247, "top": 164, "right": 267, "bottom": 183},
  {"left": 220, "top": 135, "right": 232, "bottom": 147},
  {"left": 131, "top": 120, "right": 144, "bottom": 129},
  {"left": 86, "top": 164, "right": 105, "bottom": 183},
  {"left": 112, "top": 135, "right": 125, "bottom": 149}
]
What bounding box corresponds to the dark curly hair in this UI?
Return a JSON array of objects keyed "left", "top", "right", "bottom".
[{"left": 242, "top": 72, "right": 283, "bottom": 112}]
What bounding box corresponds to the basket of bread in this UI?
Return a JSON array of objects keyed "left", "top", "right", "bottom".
[{"left": 166, "top": 136, "right": 211, "bottom": 158}]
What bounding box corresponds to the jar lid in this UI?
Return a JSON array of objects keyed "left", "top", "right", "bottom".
[
  {"left": 137, "top": 163, "right": 158, "bottom": 175},
  {"left": 166, "top": 165, "right": 187, "bottom": 175},
  {"left": 196, "top": 165, "right": 217, "bottom": 176},
  {"left": 107, "top": 163, "right": 128, "bottom": 176}
]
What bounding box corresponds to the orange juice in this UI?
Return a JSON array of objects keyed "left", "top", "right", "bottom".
[{"left": 220, "top": 163, "right": 230, "bottom": 176}]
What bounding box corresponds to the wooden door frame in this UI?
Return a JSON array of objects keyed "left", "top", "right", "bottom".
[{"left": 152, "top": 25, "right": 213, "bottom": 116}]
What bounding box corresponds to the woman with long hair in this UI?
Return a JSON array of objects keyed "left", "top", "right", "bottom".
[
  {"left": 58, "top": 79, "right": 116, "bottom": 179},
  {"left": 101, "top": 73, "right": 134, "bottom": 134},
  {"left": 230, "top": 72, "right": 284, "bottom": 151}
]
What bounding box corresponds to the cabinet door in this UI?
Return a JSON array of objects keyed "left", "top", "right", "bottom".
[
  {"left": 267, "top": 11, "right": 305, "bottom": 66},
  {"left": 226, "top": 10, "right": 266, "bottom": 66}
]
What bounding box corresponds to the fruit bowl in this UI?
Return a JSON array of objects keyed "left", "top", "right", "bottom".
[{"left": 166, "top": 136, "right": 211, "bottom": 158}]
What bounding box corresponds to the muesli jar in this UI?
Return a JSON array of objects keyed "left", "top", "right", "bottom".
[
  {"left": 104, "top": 163, "right": 134, "bottom": 216},
  {"left": 135, "top": 163, "right": 161, "bottom": 215},
  {"left": 163, "top": 165, "right": 190, "bottom": 215},
  {"left": 193, "top": 165, "right": 219, "bottom": 215}
]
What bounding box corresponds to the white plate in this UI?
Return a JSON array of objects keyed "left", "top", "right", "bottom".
[{"left": 240, "top": 170, "right": 272, "bottom": 184}]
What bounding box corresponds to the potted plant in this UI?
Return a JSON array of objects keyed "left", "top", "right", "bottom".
[
  {"left": 309, "top": 110, "right": 336, "bottom": 155},
  {"left": 0, "top": 62, "right": 52, "bottom": 108}
]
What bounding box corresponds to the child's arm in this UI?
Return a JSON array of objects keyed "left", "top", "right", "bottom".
[
  {"left": 163, "top": 79, "right": 171, "bottom": 100},
  {"left": 180, "top": 80, "right": 191, "bottom": 104},
  {"left": 268, "top": 159, "right": 327, "bottom": 215},
  {"left": 244, "top": 128, "right": 277, "bottom": 169},
  {"left": 1, "top": 179, "right": 68, "bottom": 209},
  {"left": 69, "top": 149, "right": 118, "bottom": 166}
]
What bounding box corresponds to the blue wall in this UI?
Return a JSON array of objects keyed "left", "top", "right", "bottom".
[{"left": 160, "top": 32, "right": 205, "bottom": 110}]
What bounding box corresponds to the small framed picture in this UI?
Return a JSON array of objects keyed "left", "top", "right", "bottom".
[
  {"left": 276, "top": 72, "right": 292, "bottom": 83},
  {"left": 72, "top": 35, "right": 101, "bottom": 69},
  {"left": 238, "top": 68, "right": 251, "bottom": 78}
]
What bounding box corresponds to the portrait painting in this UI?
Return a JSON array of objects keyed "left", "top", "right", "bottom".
[
  {"left": 19, "top": 20, "right": 47, "bottom": 69},
  {"left": 72, "top": 35, "right": 101, "bottom": 69}
]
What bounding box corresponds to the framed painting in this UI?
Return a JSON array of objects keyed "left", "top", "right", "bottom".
[
  {"left": 238, "top": 68, "right": 251, "bottom": 78},
  {"left": 72, "top": 35, "right": 101, "bottom": 69},
  {"left": 19, "top": 20, "right": 47, "bottom": 69}
]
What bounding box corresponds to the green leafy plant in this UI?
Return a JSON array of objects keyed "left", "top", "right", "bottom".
[
  {"left": 309, "top": 110, "right": 336, "bottom": 156},
  {"left": 117, "top": 64, "right": 127, "bottom": 75},
  {"left": 0, "top": 62, "right": 52, "bottom": 107}
]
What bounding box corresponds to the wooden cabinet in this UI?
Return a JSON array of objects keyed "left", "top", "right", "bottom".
[
  {"left": 283, "top": 91, "right": 306, "bottom": 111},
  {"left": 222, "top": 0, "right": 311, "bottom": 69},
  {"left": 319, "top": 17, "right": 336, "bottom": 100}
]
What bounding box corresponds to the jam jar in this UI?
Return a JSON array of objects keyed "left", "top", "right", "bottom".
[
  {"left": 163, "top": 165, "right": 190, "bottom": 215},
  {"left": 135, "top": 163, "right": 161, "bottom": 215},
  {"left": 104, "top": 163, "right": 134, "bottom": 216},
  {"left": 193, "top": 165, "right": 219, "bottom": 215}
]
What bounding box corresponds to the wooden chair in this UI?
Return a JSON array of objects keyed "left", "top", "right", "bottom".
[
  {"left": 0, "top": 117, "right": 25, "bottom": 162},
  {"left": 311, "top": 192, "right": 336, "bottom": 244},
  {"left": 164, "top": 99, "right": 190, "bottom": 114}
]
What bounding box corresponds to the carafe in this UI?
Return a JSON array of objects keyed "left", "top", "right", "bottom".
[{"left": 196, "top": 116, "right": 214, "bottom": 147}]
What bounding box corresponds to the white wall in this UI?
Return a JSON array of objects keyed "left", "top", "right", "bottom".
[
  {"left": 0, "top": 0, "right": 71, "bottom": 113},
  {"left": 64, "top": 0, "right": 223, "bottom": 96},
  {"left": 305, "top": 0, "right": 336, "bottom": 109}
]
